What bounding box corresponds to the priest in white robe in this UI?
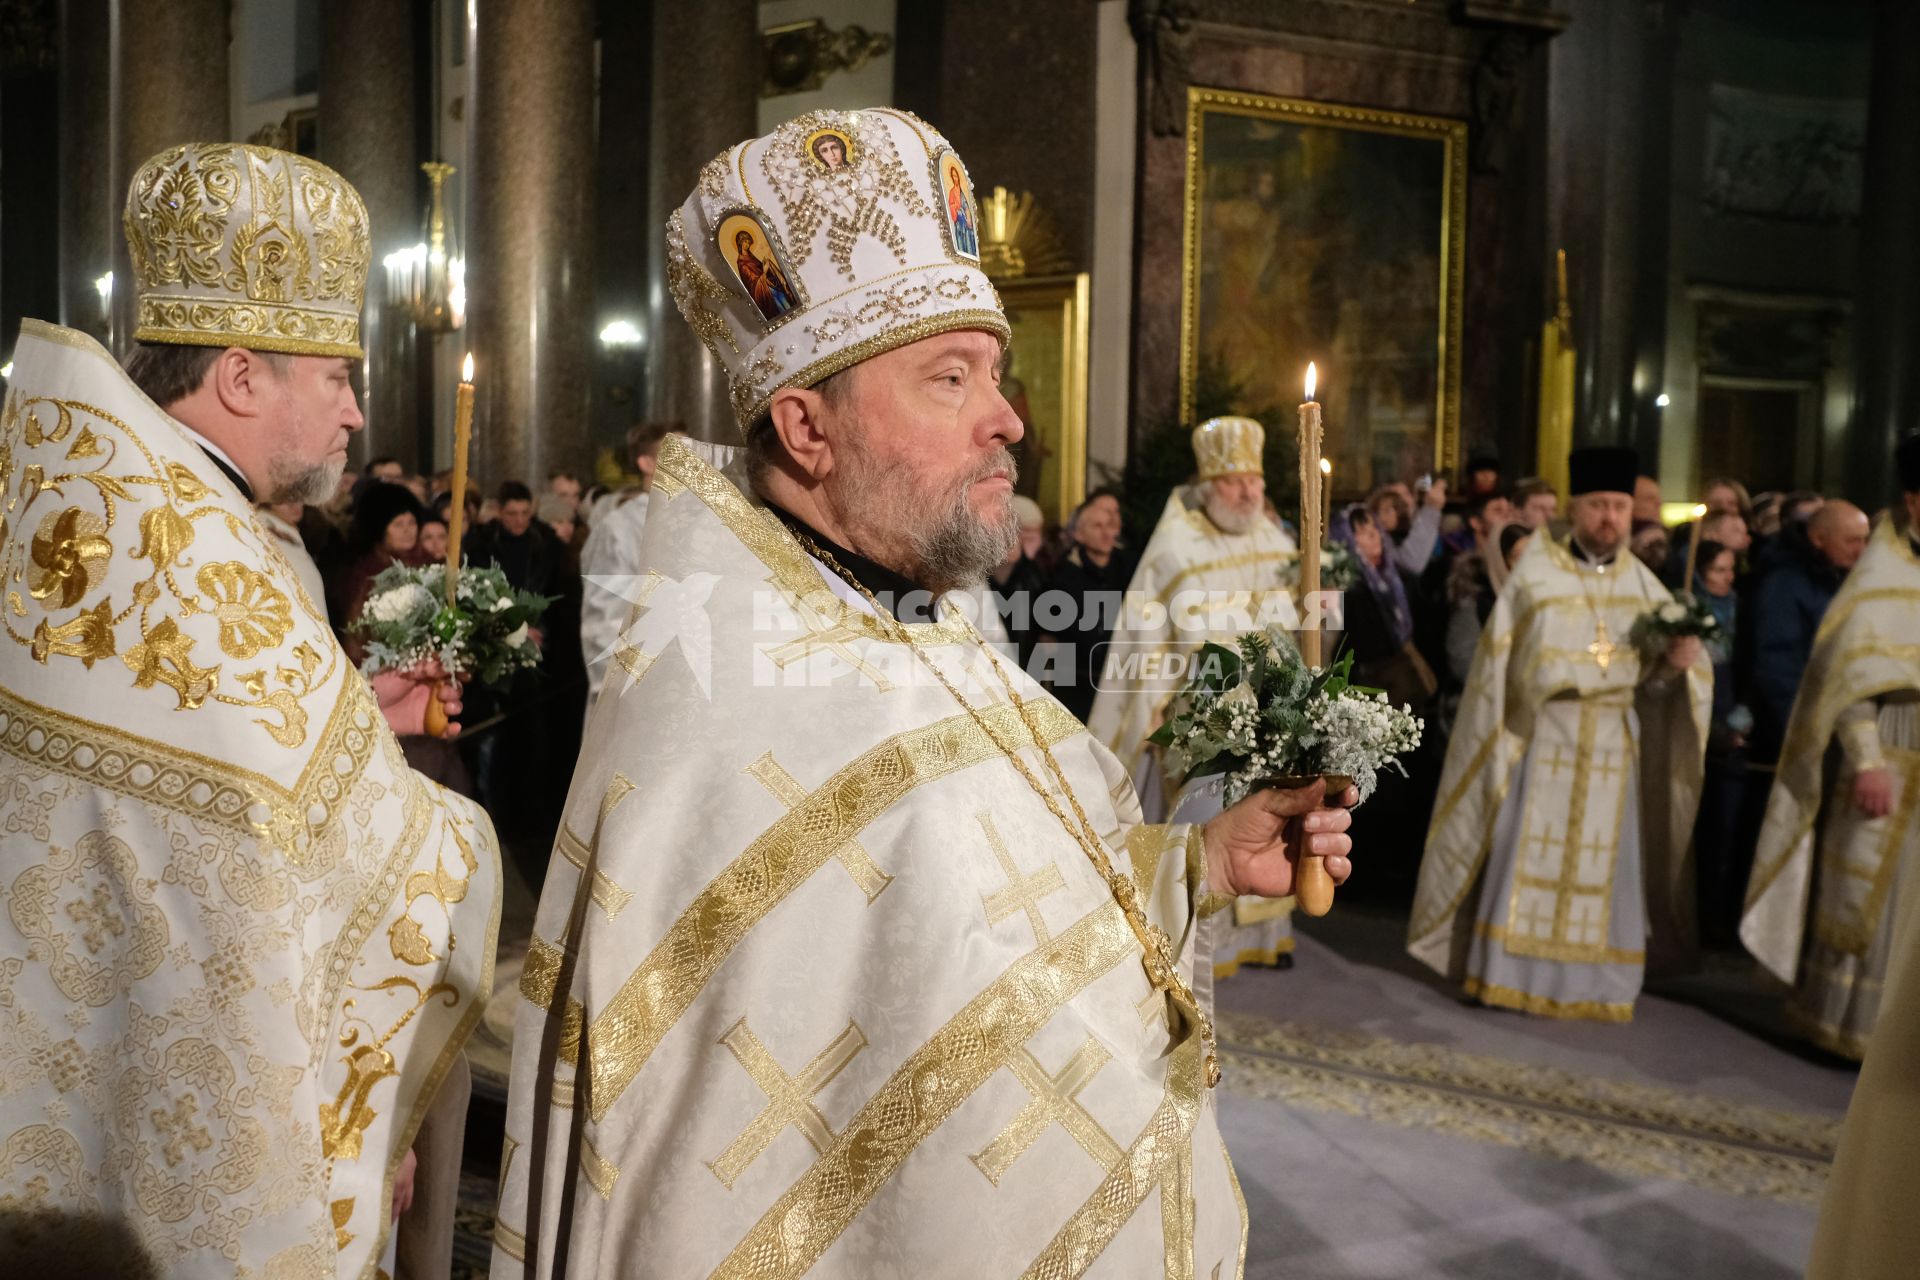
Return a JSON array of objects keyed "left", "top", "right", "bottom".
[
  {"left": 1088, "top": 418, "right": 1299, "bottom": 974},
  {"left": 0, "top": 144, "right": 499, "bottom": 1277},
  {"left": 491, "top": 108, "right": 1354, "bottom": 1279},
  {"left": 1409, "top": 447, "right": 1710, "bottom": 1020},
  {"left": 1742, "top": 438, "right": 1920, "bottom": 1058}
]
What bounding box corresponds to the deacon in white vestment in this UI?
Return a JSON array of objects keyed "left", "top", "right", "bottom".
[
  {"left": 579, "top": 423, "right": 676, "bottom": 698},
  {"left": 1087, "top": 419, "right": 1298, "bottom": 974},
  {"left": 0, "top": 144, "right": 499, "bottom": 1277},
  {"left": 492, "top": 108, "right": 1354, "bottom": 1279},
  {"left": 1409, "top": 447, "right": 1709, "bottom": 1020},
  {"left": 1742, "top": 440, "right": 1920, "bottom": 1058}
]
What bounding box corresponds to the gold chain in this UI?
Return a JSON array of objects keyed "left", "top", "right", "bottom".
[
  {"left": 790, "top": 529, "right": 1221, "bottom": 1087},
  {"left": 1571, "top": 542, "right": 1620, "bottom": 670}
]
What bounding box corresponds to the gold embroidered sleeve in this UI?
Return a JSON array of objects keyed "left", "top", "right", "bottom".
[{"left": 1837, "top": 702, "right": 1887, "bottom": 771}]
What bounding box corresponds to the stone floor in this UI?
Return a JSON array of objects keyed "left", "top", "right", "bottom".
[{"left": 455, "top": 892, "right": 1857, "bottom": 1278}]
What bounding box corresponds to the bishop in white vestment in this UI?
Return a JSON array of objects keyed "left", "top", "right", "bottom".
[
  {"left": 1088, "top": 419, "right": 1299, "bottom": 974},
  {"left": 492, "top": 109, "right": 1353, "bottom": 1279},
  {"left": 1742, "top": 440, "right": 1920, "bottom": 1058},
  {"left": 0, "top": 144, "right": 499, "bottom": 1277},
  {"left": 1409, "top": 448, "right": 1709, "bottom": 1020}
]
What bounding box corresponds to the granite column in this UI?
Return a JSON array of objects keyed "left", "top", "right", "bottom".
[
  {"left": 467, "top": 0, "right": 596, "bottom": 487},
  {"left": 110, "top": 0, "right": 230, "bottom": 354},
  {"left": 646, "top": 0, "right": 759, "bottom": 442},
  {"left": 58, "top": 0, "right": 114, "bottom": 344},
  {"left": 319, "top": 0, "right": 422, "bottom": 470}
]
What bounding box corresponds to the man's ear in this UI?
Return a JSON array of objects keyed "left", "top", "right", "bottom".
[
  {"left": 767, "top": 385, "right": 836, "bottom": 483},
  {"left": 208, "top": 347, "right": 269, "bottom": 421}
]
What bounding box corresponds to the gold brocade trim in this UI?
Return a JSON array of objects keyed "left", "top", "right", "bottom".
[
  {"left": 1155, "top": 550, "right": 1289, "bottom": 608},
  {"left": 579, "top": 1135, "right": 619, "bottom": 1201},
  {"left": 1018, "top": 1037, "right": 1206, "bottom": 1280},
  {"left": 712, "top": 903, "right": 1140, "bottom": 1279},
  {"left": 0, "top": 674, "right": 376, "bottom": 861},
  {"left": 1232, "top": 896, "right": 1291, "bottom": 926},
  {"left": 519, "top": 934, "right": 566, "bottom": 1010},
  {"left": 1785, "top": 1006, "right": 1869, "bottom": 1062},
  {"left": 1217, "top": 1012, "right": 1837, "bottom": 1204},
  {"left": 1221, "top": 1135, "right": 1248, "bottom": 1280},
  {"left": 1472, "top": 922, "right": 1643, "bottom": 967},
  {"left": 1125, "top": 822, "right": 1169, "bottom": 898},
  {"left": 1212, "top": 943, "right": 1294, "bottom": 980},
  {"left": 654, "top": 436, "right": 974, "bottom": 645},
  {"left": 585, "top": 699, "right": 1083, "bottom": 1122},
  {"left": 1461, "top": 976, "right": 1633, "bottom": 1023},
  {"left": 734, "top": 307, "right": 1012, "bottom": 431}
]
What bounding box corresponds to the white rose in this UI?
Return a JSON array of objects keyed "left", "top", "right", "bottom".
[
  {"left": 490, "top": 596, "right": 513, "bottom": 613},
  {"left": 1221, "top": 681, "right": 1258, "bottom": 709},
  {"left": 504, "top": 622, "right": 530, "bottom": 649},
  {"left": 1658, "top": 601, "right": 1688, "bottom": 623},
  {"left": 368, "top": 582, "right": 431, "bottom": 623}
]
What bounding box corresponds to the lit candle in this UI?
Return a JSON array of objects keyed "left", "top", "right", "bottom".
[
  {"left": 1297, "top": 363, "right": 1323, "bottom": 669},
  {"left": 1682, "top": 501, "right": 1709, "bottom": 598},
  {"left": 446, "top": 353, "right": 475, "bottom": 605}
]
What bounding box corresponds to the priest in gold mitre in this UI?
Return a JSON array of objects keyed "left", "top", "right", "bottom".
[
  {"left": 1741, "top": 435, "right": 1920, "bottom": 1059},
  {"left": 492, "top": 108, "right": 1354, "bottom": 1279},
  {"left": 0, "top": 144, "right": 500, "bottom": 1277},
  {"left": 1409, "top": 446, "right": 1710, "bottom": 1020},
  {"left": 1087, "top": 417, "right": 1299, "bottom": 975}
]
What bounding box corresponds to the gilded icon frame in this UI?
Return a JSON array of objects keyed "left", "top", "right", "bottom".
[
  {"left": 998, "top": 272, "right": 1090, "bottom": 525},
  {"left": 1178, "top": 88, "right": 1467, "bottom": 481}
]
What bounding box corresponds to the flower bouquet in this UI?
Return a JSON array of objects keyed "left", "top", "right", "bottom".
[
  {"left": 1627, "top": 595, "right": 1724, "bottom": 663},
  {"left": 1280, "top": 542, "right": 1361, "bottom": 592},
  {"left": 349, "top": 561, "right": 551, "bottom": 692},
  {"left": 1149, "top": 632, "right": 1424, "bottom": 809}
]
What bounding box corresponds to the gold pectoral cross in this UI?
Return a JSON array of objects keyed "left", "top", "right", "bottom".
[{"left": 1587, "top": 620, "right": 1616, "bottom": 671}]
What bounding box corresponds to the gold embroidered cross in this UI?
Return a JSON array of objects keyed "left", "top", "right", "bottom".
[
  {"left": 64, "top": 881, "right": 125, "bottom": 954},
  {"left": 764, "top": 622, "right": 896, "bottom": 692},
  {"left": 970, "top": 1036, "right": 1124, "bottom": 1184},
  {"left": 1542, "top": 746, "right": 1576, "bottom": 783},
  {"left": 1521, "top": 824, "right": 1561, "bottom": 872},
  {"left": 978, "top": 812, "right": 1068, "bottom": 944},
  {"left": 746, "top": 753, "right": 894, "bottom": 903},
  {"left": 707, "top": 1017, "right": 868, "bottom": 1189},
  {"left": 1513, "top": 893, "right": 1556, "bottom": 940},
  {"left": 150, "top": 1092, "right": 213, "bottom": 1167},
  {"left": 1590, "top": 751, "right": 1623, "bottom": 788}
]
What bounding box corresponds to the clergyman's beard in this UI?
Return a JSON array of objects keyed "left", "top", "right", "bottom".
[
  {"left": 266, "top": 453, "right": 344, "bottom": 506},
  {"left": 837, "top": 438, "right": 1019, "bottom": 594},
  {"left": 1205, "top": 493, "right": 1256, "bottom": 535}
]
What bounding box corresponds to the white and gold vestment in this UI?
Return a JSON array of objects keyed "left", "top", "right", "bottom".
[
  {"left": 1087, "top": 479, "right": 1296, "bottom": 974},
  {"left": 493, "top": 439, "right": 1248, "bottom": 1278},
  {"left": 1409, "top": 536, "right": 1708, "bottom": 1019},
  {"left": 1742, "top": 518, "right": 1920, "bottom": 1058},
  {"left": 0, "top": 321, "right": 499, "bottom": 1275}
]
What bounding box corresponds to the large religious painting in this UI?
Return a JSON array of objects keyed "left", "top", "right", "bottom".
[
  {"left": 999, "top": 273, "right": 1089, "bottom": 525},
  {"left": 1180, "top": 89, "right": 1467, "bottom": 489}
]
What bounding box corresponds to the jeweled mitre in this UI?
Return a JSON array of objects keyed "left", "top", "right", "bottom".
[
  {"left": 667, "top": 107, "right": 1011, "bottom": 432},
  {"left": 1192, "top": 415, "right": 1265, "bottom": 480},
  {"left": 124, "top": 142, "right": 371, "bottom": 358}
]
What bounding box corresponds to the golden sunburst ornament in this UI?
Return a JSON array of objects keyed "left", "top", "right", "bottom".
[{"left": 978, "top": 187, "right": 1074, "bottom": 280}]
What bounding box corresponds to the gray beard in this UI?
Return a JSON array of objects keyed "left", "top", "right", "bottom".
[
  {"left": 837, "top": 439, "right": 1019, "bottom": 595},
  {"left": 266, "top": 455, "right": 345, "bottom": 506},
  {"left": 1205, "top": 496, "right": 1256, "bottom": 535}
]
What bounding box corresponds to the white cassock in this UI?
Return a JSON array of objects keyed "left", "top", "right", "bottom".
[
  {"left": 492, "top": 438, "right": 1253, "bottom": 1278},
  {"left": 578, "top": 488, "right": 652, "bottom": 699},
  {"left": 1087, "top": 487, "right": 1296, "bottom": 974},
  {"left": 0, "top": 321, "right": 500, "bottom": 1276}
]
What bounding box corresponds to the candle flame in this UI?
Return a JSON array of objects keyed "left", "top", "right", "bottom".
[
  {"left": 1691, "top": 502, "right": 1708, "bottom": 518},
  {"left": 1304, "top": 362, "right": 1317, "bottom": 401},
  {"left": 1319, "top": 457, "right": 1332, "bottom": 476},
  {"left": 461, "top": 352, "right": 474, "bottom": 383}
]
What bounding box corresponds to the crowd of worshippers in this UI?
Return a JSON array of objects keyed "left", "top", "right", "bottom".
[{"left": 269, "top": 416, "right": 1897, "bottom": 1038}]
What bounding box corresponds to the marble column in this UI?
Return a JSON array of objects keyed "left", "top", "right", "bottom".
[
  {"left": 1850, "top": 0, "right": 1920, "bottom": 504},
  {"left": 319, "top": 0, "right": 421, "bottom": 470},
  {"left": 59, "top": 0, "right": 114, "bottom": 343},
  {"left": 468, "top": 0, "right": 596, "bottom": 487},
  {"left": 1546, "top": 0, "right": 1672, "bottom": 454},
  {"left": 646, "top": 0, "right": 759, "bottom": 443},
  {"left": 110, "top": 0, "right": 230, "bottom": 354}
]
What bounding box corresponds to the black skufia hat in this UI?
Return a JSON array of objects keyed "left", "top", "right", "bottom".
[
  {"left": 1567, "top": 446, "right": 1639, "bottom": 496},
  {"left": 1899, "top": 433, "right": 1920, "bottom": 491}
]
